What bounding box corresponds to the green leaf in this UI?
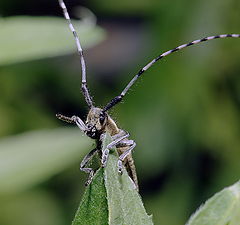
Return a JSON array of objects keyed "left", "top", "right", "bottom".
[
  {"left": 103, "top": 133, "right": 153, "bottom": 225},
  {"left": 72, "top": 169, "right": 108, "bottom": 225},
  {"left": 72, "top": 133, "right": 153, "bottom": 225},
  {"left": 186, "top": 181, "right": 240, "bottom": 225},
  {"left": 0, "top": 128, "right": 93, "bottom": 195},
  {"left": 0, "top": 16, "right": 105, "bottom": 66}
]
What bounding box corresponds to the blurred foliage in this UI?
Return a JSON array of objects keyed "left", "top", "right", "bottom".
[
  {"left": 0, "top": 0, "right": 239, "bottom": 224},
  {"left": 0, "top": 16, "right": 105, "bottom": 65},
  {"left": 0, "top": 128, "right": 92, "bottom": 195},
  {"left": 187, "top": 181, "right": 240, "bottom": 225}
]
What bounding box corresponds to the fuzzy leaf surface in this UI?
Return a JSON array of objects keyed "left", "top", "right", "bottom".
[
  {"left": 187, "top": 181, "right": 240, "bottom": 225},
  {"left": 103, "top": 133, "right": 153, "bottom": 225},
  {"left": 72, "top": 168, "right": 108, "bottom": 225}
]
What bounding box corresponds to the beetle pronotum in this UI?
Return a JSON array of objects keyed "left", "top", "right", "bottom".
[{"left": 57, "top": 0, "right": 240, "bottom": 191}]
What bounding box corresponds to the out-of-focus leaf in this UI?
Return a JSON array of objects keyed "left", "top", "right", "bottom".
[
  {"left": 0, "top": 16, "right": 105, "bottom": 65},
  {"left": 72, "top": 133, "right": 153, "bottom": 225},
  {"left": 186, "top": 181, "right": 240, "bottom": 225},
  {"left": 0, "top": 190, "right": 65, "bottom": 225},
  {"left": 90, "top": 0, "right": 153, "bottom": 15},
  {"left": 0, "top": 128, "right": 93, "bottom": 194}
]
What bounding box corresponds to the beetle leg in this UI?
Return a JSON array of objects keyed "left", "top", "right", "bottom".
[
  {"left": 56, "top": 114, "right": 87, "bottom": 132},
  {"left": 117, "top": 140, "right": 136, "bottom": 174},
  {"left": 101, "top": 132, "right": 129, "bottom": 167},
  {"left": 80, "top": 147, "right": 99, "bottom": 186}
]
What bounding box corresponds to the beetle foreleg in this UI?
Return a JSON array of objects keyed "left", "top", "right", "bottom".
[{"left": 56, "top": 114, "right": 87, "bottom": 132}]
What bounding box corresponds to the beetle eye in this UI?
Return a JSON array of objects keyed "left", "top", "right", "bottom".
[{"left": 99, "top": 112, "right": 106, "bottom": 124}]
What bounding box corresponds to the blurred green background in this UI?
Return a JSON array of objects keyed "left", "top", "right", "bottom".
[{"left": 0, "top": 0, "right": 240, "bottom": 224}]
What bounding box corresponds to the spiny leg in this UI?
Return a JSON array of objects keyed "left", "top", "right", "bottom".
[
  {"left": 117, "top": 140, "right": 136, "bottom": 174},
  {"left": 103, "top": 34, "right": 240, "bottom": 111},
  {"left": 101, "top": 132, "right": 130, "bottom": 168},
  {"left": 80, "top": 147, "right": 99, "bottom": 186},
  {"left": 111, "top": 130, "right": 128, "bottom": 141},
  {"left": 56, "top": 113, "right": 97, "bottom": 185},
  {"left": 56, "top": 114, "right": 86, "bottom": 131},
  {"left": 100, "top": 130, "right": 127, "bottom": 143},
  {"left": 116, "top": 139, "right": 138, "bottom": 191},
  {"left": 58, "top": 0, "right": 93, "bottom": 107}
]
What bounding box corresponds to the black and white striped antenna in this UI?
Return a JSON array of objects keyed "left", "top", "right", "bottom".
[
  {"left": 58, "top": 0, "right": 93, "bottom": 108},
  {"left": 58, "top": 0, "right": 239, "bottom": 112},
  {"left": 103, "top": 34, "right": 240, "bottom": 111}
]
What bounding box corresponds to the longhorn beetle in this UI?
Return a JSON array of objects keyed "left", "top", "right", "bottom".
[{"left": 56, "top": 0, "right": 240, "bottom": 191}]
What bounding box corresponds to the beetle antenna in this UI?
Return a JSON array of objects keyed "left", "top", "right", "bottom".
[
  {"left": 103, "top": 34, "right": 240, "bottom": 111},
  {"left": 58, "top": 0, "right": 94, "bottom": 108}
]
